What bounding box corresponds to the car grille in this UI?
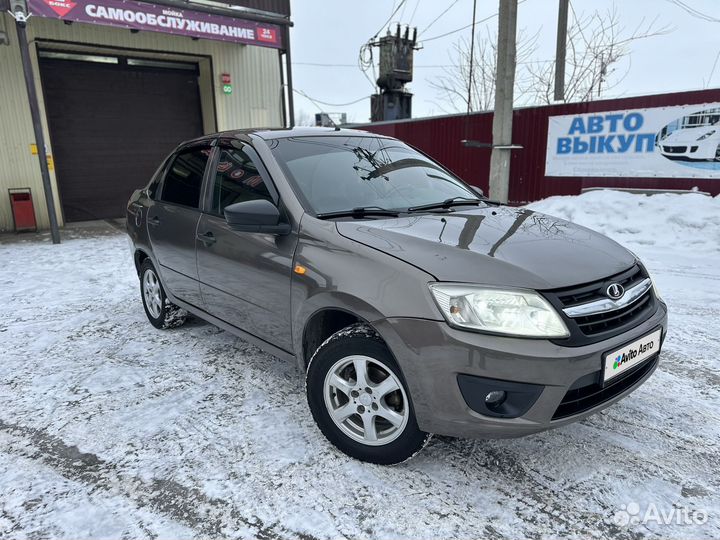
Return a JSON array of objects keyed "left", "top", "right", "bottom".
[
  {"left": 552, "top": 354, "right": 658, "bottom": 420},
  {"left": 556, "top": 264, "right": 646, "bottom": 306},
  {"left": 663, "top": 145, "right": 687, "bottom": 153},
  {"left": 542, "top": 264, "right": 658, "bottom": 346}
]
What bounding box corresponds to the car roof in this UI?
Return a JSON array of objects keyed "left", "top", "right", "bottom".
[{"left": 181, "top": 126, "right": 390, "bottom": 146}]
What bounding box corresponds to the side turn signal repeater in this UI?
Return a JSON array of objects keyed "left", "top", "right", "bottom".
[{"left": 294, "top": 264, "right": 307, "bottom": 275}]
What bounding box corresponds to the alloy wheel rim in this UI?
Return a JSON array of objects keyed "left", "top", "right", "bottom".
[
  {"left": 323, "top": 355, "right": 409, "bottom": 446},
  {"left": 142, "top": 269, "right": 163, "bottom": 319}
]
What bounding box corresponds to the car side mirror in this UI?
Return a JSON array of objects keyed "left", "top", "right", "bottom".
[
  {"left": 224, "top": 199, "right": 291, "bottom": 235},
  {"left": 469, "top": 185, "right": 485, "bottom": 198}
]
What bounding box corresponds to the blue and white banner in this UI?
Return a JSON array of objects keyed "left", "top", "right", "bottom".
[{"left": 545, "top": 103, "right": 720, "bottom": 178}]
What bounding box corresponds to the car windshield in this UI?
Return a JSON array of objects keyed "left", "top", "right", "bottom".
[{"left": 269, "top": 136, "right": 479, "bottom": 215}]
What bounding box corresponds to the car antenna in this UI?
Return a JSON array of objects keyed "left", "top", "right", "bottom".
[
  {"left": 323, "top": 116, "right": 341, "bottom": 131},
  {"left": 327, "top": 115, "right": 341, "bottom": 131}
]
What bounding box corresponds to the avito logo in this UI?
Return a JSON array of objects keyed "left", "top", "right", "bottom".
[
  {"left": 613, "top": 352, "right": 633, "bottom": 370},
  {"left": 613, "top": 340, "right": 654, "bottom": 369},
  {"left": 613, "top": 349, "right": 638, "bottom": 370}
]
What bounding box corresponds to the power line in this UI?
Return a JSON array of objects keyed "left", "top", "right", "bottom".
[
  {"left": 707, "top": 49, "right": 720, "bottom": 88},
  {"left": 295, "top": 62, "right": 361, "bottom": 67},
  {"left": 418, "top": 0, "right": 461, "bottom": 37},
  {"left": 293, "top": 58, "right": 555, "bottom": 68},
  {"left": 666, "top": 0, "right": 720, "bottom": 23},
  {"left": 399, "top": 0, "right": 408, "bottom": 22},
  {"left": 420, "top": 12, "right": 498, "bottom": 42},
  {"left": 408, "top": 0, "right": 421, "bottom": 25},
  {"left": 420, "top": 0, "right": 528, "bottom": 43},
  {"left": 294, "top": 88, "right": 370, "bottom": 107},
  {"left": 358, "top": 42, "right": 377, "bottom": 90},
  {"left": 372, "top": 0, "right": 407, "bottom": 39}
]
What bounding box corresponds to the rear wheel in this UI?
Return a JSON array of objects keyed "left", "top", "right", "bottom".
[
  {"left": 139, "top": 259, "right": 187, "bottom": 329},
  {"left": 306, "top": 324, "right": 430, "bottom": 464}
]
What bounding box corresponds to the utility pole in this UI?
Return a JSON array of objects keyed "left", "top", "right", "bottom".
[
  {"left": 466, "top": 0, "right": 478, "bottom": 113},
  {"left": 488, "top": 0, "right": 518, "bottom": 203},
  {"left": 11, "top": 0, "right": 61, "bottom": 243},
  {"left": 554, "top": 0, "right": 569, "bottom": 102},
  {"left": 283, "top": 25, "right": 295, "bottom": 127}
]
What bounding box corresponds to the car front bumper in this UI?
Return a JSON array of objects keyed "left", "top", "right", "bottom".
[
  {"left": 374, "top": 301, "right": 668, "bottom": 439},
  {"left": 660, "top": 140, "right": 718, "bottom": 160}
]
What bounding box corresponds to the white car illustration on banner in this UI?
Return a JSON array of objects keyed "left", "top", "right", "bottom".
[{"left": 659, "top": 108, "right": 720, "bottom": 162}]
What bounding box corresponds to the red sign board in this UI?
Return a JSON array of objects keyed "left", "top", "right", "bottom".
[
  {"left": 257, "top": 27, "right": 277, "bottom": 43},
  {"left": 44, "top": 0, "right": 77, "bottom": 17}
]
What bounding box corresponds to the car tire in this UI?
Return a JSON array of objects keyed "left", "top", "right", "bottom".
[
  {"left": 139, "top": 259, "right": 187, "bottom": 330},
  {"left": 306, "top": 323, "right": 431, "bottom": 464}
]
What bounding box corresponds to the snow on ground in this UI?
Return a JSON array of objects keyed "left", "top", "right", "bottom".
[{"left": 0, "top": 192, "right": 719, "bottom": 539}]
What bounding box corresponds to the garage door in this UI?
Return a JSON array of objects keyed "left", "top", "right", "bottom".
[{"left": 38, "top": 51, "right": 205, "bottom": 222}]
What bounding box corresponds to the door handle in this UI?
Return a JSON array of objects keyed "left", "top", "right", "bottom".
[
  {"left": 196, "top": 231, "right": 216, "bottom": 245},
  {"left": 148, "top": 215, "right": 161, "bottom": 226}
]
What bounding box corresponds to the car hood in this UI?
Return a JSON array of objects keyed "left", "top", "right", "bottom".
[
  {"left": 336, "top": 206, "right": 636, "bottom": 290},
  {"left": 663, "top": 126, "right": 718, "bottom": 144}
]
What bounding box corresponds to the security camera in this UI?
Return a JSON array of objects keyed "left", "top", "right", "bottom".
[{"left": 9, "top": 0, "right": 29, "bottom": 25}]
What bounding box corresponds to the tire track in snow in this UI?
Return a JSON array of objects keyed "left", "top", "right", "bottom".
[{"left": 0, "top": 420, "right": 318, "bottom": 540}]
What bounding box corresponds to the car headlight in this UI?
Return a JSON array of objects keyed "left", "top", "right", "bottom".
[
  {"left": 697, "top": 130, "right": 715, "bottom": 141},
  {"left": 630, "top": 252, "right": 663, "bottom": 303},
  {"left": 429, "top": 284, "right": 570, "bottom": 338},
  {"left": 646, "top": 271, "right": 663, "bottom": 302},
  {"left": 652, "top": 280, "right": 663, "bottom": 302}
]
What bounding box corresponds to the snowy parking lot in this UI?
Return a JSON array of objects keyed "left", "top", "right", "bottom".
[{"left": 1, "top": 191, "right": 718, "bottom": 539}]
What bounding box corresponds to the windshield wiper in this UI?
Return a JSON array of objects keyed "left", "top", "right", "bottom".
[
  {"left": 407, "top": 196, "right": 483, "bottom": 213},
  {"left": 315, "top": 206, "right": 400, "bottom": 220}
]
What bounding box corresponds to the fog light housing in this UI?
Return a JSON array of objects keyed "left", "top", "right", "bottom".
[
  {"left": 457, "top": 374, "right": 544, "bottom": 418},
  {"left": 485, "top": 390, "right": 507, "bottom": 408}
]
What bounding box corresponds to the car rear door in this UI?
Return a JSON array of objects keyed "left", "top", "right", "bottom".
[
  {"left": 147, "top": 144, "right": 212, "bottom": 308},
  {"left": 196, "top": 141, "right": 296, "bottom": 352}
]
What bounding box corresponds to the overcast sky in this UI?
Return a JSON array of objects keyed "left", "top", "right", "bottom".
[{"left": 288, "top": 0, "right": 720, "bottom": 124}]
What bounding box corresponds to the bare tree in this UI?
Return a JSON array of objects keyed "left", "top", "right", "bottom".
[
  {"left": 524, "top": 7, "right": 672, "bottom": 104},
  {"left": 428, "top": 27, "right": 538, "bottom": 113},
  {"left": 295, "top": 109, "right": 317, "bottom": 127},
  {"left": 429, "top": 6, "right": 672, "bottom": 111}
]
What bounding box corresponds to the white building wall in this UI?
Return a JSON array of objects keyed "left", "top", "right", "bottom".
[{"left": 0, "top": 13, "right": 283, "bottom": 231}]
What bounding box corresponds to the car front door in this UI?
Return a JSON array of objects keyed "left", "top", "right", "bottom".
[
  {"left": 196, "top": 142, "right": 296, "bottom": 352},
  {"left": 147, "top": 145, "right": 211, "bottom": 308}
]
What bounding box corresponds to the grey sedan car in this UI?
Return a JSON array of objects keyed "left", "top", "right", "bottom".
[{"left": 126, "top": 127, "right": 667, "bottom": 464}]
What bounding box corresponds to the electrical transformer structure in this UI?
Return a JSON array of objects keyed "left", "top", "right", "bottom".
[{"left": 371, "top": 25, "right": 418, "bottom": 122}]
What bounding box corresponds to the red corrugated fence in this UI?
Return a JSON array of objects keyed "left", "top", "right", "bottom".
[{"left": 359, "top": 89, "right": 720, "bottom": 203}]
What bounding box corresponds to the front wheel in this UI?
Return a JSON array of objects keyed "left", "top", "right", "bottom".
[
  {"left": 139, "top": 259, "right": 187, "bottom": 330},
  {"left": 306, "top": 324, "right": 430, "bottom": 464}
]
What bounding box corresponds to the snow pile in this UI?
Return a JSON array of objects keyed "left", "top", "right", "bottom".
[{"left": 527, "top": 190, "right": 720, "bottom": 253}]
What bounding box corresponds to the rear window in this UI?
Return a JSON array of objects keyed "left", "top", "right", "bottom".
[{"left": 160, "top": 148, "right": 211, "bottom": 208}]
